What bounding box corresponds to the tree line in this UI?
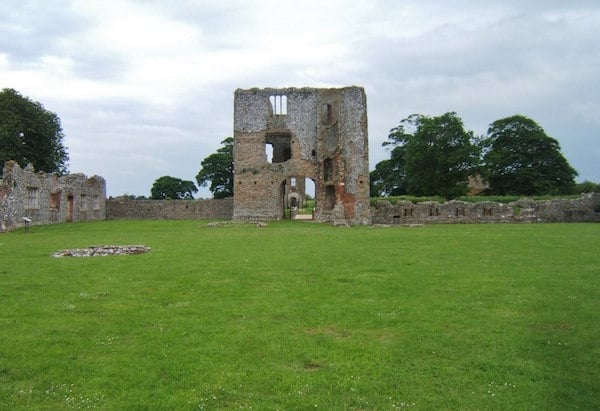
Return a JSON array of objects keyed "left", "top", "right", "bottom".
[{"left": 371, "top": 112, "right": 579, "bottom": 198}]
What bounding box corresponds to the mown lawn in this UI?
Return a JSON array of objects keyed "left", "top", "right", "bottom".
[{"left": 1, "top": 220, "right": 599, "bottom": 409}]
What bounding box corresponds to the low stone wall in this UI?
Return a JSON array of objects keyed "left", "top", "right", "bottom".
[
  {"left": 106, "top": 198, "right": 233, "bottom": 220},
  {"left": 370, "top": 193, "right": 600, "bottom": 225}
]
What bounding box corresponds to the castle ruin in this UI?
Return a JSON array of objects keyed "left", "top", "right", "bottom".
[
  {"left": 232, "top": 87, "right": 370, "bottom": 225},
  {"left": 0, "top": 161, "right": 106, "bottom": 231}
]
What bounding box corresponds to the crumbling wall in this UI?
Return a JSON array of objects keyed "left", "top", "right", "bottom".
[
  {"left": 106, "top": 198, "right": 233, "bottom": 220},
  {"left": 371, "top": 193, "right": 600, "bottom": 225},
  {"left": 233, "top": 87, "right": 370, "bottom": 225},
  {"left": 0, "top": 161, "right": 106, "bottom": 231}
]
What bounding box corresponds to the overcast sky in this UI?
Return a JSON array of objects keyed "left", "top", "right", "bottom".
[{"left": 1, "top": 0, "right": 599, "bottom": 197}]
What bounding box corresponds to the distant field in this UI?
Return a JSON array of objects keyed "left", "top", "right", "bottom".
[{"left": 1, "top": 220, "right": 599, "bottom": 409}]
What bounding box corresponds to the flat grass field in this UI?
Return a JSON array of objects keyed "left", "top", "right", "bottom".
[{"left": 1, "top": 220, "right": 599, "bottom": 410}]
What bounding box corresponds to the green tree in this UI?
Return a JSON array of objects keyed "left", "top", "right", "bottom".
[
  {"left": 0, "top": 88, "right": 68, "bottom": 174},
  {"left": 573, "top": 180, "right": 600, "bottom": 194},
  {"left": 151, "top": 176, "right": 197, "bottom": 199},
  {"left": 382, "top": 112, "right": 480, "bottom": 199},
  {"left": 370, "top": 146, "right": 407, "bottom": 197},
  {"left": 482, "top": 115, "right": 577, "bottom": 195},
  {"left": 196, "top": 137, "right": 234, "bottom": 199}
]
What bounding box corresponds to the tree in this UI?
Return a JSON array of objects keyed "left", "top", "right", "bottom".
[
  {"left": 381, "top": 112, "right": 480, "bottom": 199},
  {"left": 369, "top": 146, "right": 407, "bottom": 197},
  {"left": 482, "top": 115, "right": 577, "bottom": 195},
  {"left": 196, "top": 137, "right": 234, "bottom": 199},
  {"left": 0, "top": 88, "right": 68, "bottom": 174},
  {"left": 573, "top": 180, "right": 600, "bottom": 194},
  {"left": 151, "top": 176, "right": 198, "bottom": 199}
]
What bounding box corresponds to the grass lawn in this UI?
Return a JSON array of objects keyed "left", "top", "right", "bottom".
[{"left": 1, "top": 220, "right": 599, "bottom": 409}]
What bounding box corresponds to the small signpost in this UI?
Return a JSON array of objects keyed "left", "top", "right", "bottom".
[{"left": 22, "top": 217, "right": 31, "bottom": 233}]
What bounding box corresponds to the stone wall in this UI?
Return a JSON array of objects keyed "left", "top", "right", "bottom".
[
  {"left": 371, "top": 193, "right": 600, "bottom": 225},
  {"left": 0, "top": 161, "right": 106, "bottom": 231},
  {"left": 106, "top": 198, "right": 233, "bottom": 220},
  {"left": 233, "top": 87, "right": 370, "bottom": 225}
]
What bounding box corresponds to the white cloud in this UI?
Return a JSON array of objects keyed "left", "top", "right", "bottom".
[{"left": 1, "top": 0, "right": 599, "bottom": 195}]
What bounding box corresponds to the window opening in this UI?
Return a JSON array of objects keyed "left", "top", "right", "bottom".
[
  {"left": 80, "top": 194, "right": 88, "bottom": 211},
  {"left": 270, "top": 94, "right": 287, "bottom": 115},
  {"left": 323, "top": 158, "right": 333, "bottom": 182},
  {"left": 49, "top": 192, "right": 61, "bottom": 210},
  {"left": 265, "top": 133, "right": 292, "bottom": 163},
  {"left": 93, "top": 195, "right": 100, "bottom": 210},
  {"left": 26, "top": 187, "right": 38, "bottom": 208},
  {"left": 290, "top": 177, "right": 296, "bottom": 188},
  {"left": 322, "top": 104, "right": 333, "bottom": 125},
  {"left": 265, "top": 143, "right": 274, "bottom": 163}
]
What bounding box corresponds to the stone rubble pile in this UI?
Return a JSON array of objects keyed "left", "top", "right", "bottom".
[{"left": 51, "top": 245, "right": 150, "bottom": 258}]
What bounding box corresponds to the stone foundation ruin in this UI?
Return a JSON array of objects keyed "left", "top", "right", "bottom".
[
  {"left": 372, "top": 193, "right": 600, "bottom": 225},
  {"left": 0, "top": 161, "right": 106, "bottom": 231},
  {"left": 232, "top": 87, "right": 370, "bottom": 225},
  {"left": 51, "top": 245, "right": 150, "bottom": 257}
]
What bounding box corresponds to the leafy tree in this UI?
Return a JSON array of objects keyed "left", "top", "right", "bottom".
[
  {"left": 573, "top": 180, "right": 600, "bottom": 194},
  {"left": 381, "top": 112, "right": 480, "bottom": 199},
  {"left": 0, "top": 88, "right": 68, "bottom": 174},
  {"left": 482, "top": 115, "right": 577, "bottom": 195},
  {"left": 151, "top": 176, "right": 197, "bottom": 199},
  {"left": 370, "top": 146, "right": 407, "bottom": 197},
  {"left": 196, "top": 137, "right": 234, "bottom": 199}
]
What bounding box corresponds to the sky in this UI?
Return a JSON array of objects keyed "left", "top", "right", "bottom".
[{"left": 1, "top": 0, "right": 599, "bottom": 198}]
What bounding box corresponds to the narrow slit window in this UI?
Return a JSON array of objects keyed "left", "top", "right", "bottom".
[
  {"left": 323, "top": 158, "right": 333, "bottom": 182},
  {"left": 322, "top": 104, "right": 332, "bottom": 125}
]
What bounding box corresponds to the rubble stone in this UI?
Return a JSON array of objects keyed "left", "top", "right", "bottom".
[{"left": 51, "top": 245, "right": 150, "bottom": 257}]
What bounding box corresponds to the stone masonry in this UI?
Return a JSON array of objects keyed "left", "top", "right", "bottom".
[
  {"left": 106, "top": 197, "right": 233, "bottom": 220},
  {"left": 233, "top": 87, "right": 370, "bottom": 224},
  {"left": 0, "top": 161, "right": 106, "bottom": 231},
  {"left": 371, "top": 193, "right": 600, "bottom": 225}
]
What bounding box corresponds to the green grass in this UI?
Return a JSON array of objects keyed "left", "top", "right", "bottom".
[{"left": 1, "top": 220, "right": 599, "bottom": 409}]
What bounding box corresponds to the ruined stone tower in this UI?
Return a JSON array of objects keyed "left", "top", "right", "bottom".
[{"left": 233, "top": 87, "right": 370, "bottom": 225}]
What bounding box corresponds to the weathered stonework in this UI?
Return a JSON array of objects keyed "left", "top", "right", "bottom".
[
  {"left": 52, "top": 245, "right": 150, "bottom": 257},
  {"left": 106, "top": 197, "right": 233, "bottom": 220},
  {"left": 371, "top": 193, "right": 600, "bottom": 225},
  {"left": 233, "top": 87, "right": 370, "bottom": 225},
  {"left": 0, "top": 161, "right": 106, "bottom": 231}
]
